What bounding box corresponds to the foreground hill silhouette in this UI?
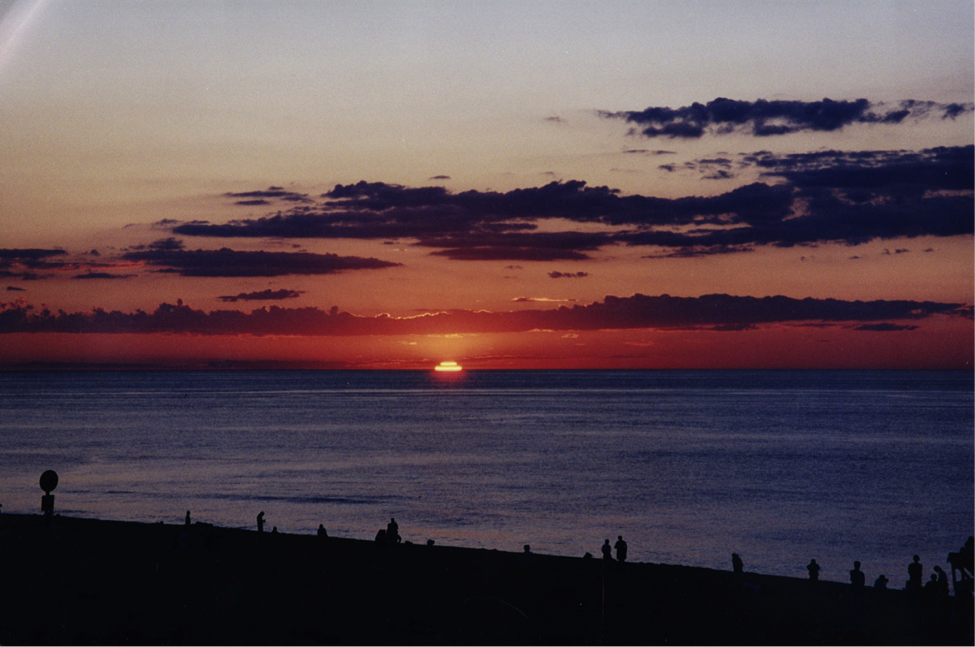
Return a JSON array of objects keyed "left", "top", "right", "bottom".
[{"left": 0, "top": 513, "right": 970, "bottom": 645}]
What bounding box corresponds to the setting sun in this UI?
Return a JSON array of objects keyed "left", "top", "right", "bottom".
[{"left": 434, "top": 361, "right": 462, "bottom": 372}]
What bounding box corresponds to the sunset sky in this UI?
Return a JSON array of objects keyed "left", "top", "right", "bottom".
[{"left": 1, "top": 0, "right": 972, "bottom": 369}]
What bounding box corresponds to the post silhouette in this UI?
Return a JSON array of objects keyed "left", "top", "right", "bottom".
[{"left": 39, "top": 470, "right": 58, "bottom": 516}]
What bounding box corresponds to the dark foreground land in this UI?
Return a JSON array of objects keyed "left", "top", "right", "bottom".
[{"left": 0, "top": 514, "right": 971, "bottom": 645}]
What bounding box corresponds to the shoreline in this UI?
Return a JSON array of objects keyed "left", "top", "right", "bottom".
[{"left": 1, "top": 513, "right": 971, "bottom": 645}]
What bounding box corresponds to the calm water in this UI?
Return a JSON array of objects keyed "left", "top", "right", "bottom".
[{"left": 0, "top": 370, "right": 971, "bottom": 583}]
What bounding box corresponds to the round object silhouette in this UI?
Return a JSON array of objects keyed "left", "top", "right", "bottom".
[{"left": 39, "top": 470, "right": 58, "bottom": 494}]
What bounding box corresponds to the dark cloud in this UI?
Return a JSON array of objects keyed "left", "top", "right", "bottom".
[
  {"left": 429, "top": 175, "right": 451, "bottom": 180},
  {"left": 549, "top": 271, "right": 588, "bottom": 279},
  {"left": 429, "top": 247, "right": 592, "bottom": 261},
  {"left": 73, "top": 272, "right": 133, "bottom": 280},
  {"left": 218, "top": 289, "right": 304, "bottom": 303},
  {"left": 121, "top": 248, "right": 401, "bottom": 277},
  {"left": 6, "top": 286, "right": 26, "bottom": 292},
  {"left": 512, "top": 297, "right": 576, "bottom": 303},
  {"left": 852, "top": 323, "right": 919, "bottom": 332},
  {"left": 601, "top": 98, "right": 975, "bottom": 138},
  {"left": 0, "top": 293, "right": 964, "bottom": 337},
  {"left": 425, "top": 231, "right": 610, "bottom": 261},
  {"left": 623, "top": 149, "right": 677, "bottom": 155},
  {"left": 173, "top": 179, "right": 794, "bottom": 254},
  {"left": 643, "top": 245, "right": 754, "bottom": 259},
  {"left": 748, "top": 145, "right": 974, "bottom": 193},
  {"left": 225, "top": 187, "right": 312, "bottom": 204},
  {"left": 0, "top": 249, "right": 68, "bottom": 262},
  {"left": 128, "top": 237, "right": 185, "bottom": 252},
  {"left": 0, "top": 248, "right": 72, "bottom": 280},
  {"left": 0, "top": 248, "right": 69, "bottom": 271},
  {"left": 728, "top": 146, "right": 975, "bottom": 247},
  {"left": 161, "top": 145, "right": 971, "bottom": 260}
]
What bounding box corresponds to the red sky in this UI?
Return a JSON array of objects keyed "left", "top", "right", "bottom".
[{"left": 0, "top": 1, "right": 972, "bottom": 370}]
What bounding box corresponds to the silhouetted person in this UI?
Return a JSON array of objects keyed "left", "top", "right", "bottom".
[
  {"left": 732, "top": 553, "right": 743, "bottom": 575},
  {"left": 907, "top": 555, "right": 923, "bottom": 595},
  {"left": 615, "top": 536, "right": 628, "bottom": 563},
  {"left": 317, "top": 524, "right": 327, "bottom": 538},
  {"left": 375, "top": 528, "right": 387, "bottom": 543},
  {"left": 948, "top": 537, "right": 974, "bottom": 596},
  {"left": 257, "top": 511, "right": 265, "bottom": 533},
  {"left": 387, "top": 518, "right": 400, "bottom": 544},
  {"left": 850, "top": 561, "right": 865, "bottom": 588},
  {"left": 520, "top": 544, "right": 534, "bottom": 568},
  {"left": 933, "top": 566, "right": 949, "bottom": 598},
  {"left": 271, "top": 526, "right": 278, "bottom": 535},
  {"left": 807, "top": 559, "right": 821, "bottom": 582},
  {"left": 601, "top": 539, "right": 613, "bottom": 561},
  {"left": 185, "top": 510, "right": 191, "bottom": 526},
  {"left": 874, "top": 574, "right": 889, "bottom": 590}
]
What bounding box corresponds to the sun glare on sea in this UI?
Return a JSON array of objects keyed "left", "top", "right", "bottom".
[{"left": 434, "top": 361, "right": 462, "bottom": 372}]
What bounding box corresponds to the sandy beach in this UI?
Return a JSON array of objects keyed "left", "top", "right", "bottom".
[{"left": 0, "top": 512, "right": 970, "bottom": 645}]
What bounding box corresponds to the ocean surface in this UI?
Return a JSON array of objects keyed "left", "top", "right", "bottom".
[{"left": 0, "top": 369, "right": 971, "bottom": 583}]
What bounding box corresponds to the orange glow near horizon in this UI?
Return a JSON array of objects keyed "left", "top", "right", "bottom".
[
  {"left": 0, "top": 322, "right": 972, "bottom": 371},
  {"left": 434, "top": 361, "right": 463, "bottom": 372}
]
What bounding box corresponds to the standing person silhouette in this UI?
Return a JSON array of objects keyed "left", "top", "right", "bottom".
[
  {"left": 614, "top": 536, "right": 628, "bottom": 563},
  {"left": 850, "top": 561, "right": 865, "bottom": 588},
  {"left": 601, "top": 539, "right": 613, "bottom": 561},
  {"left": 907, "top": 555, "right": 923, "bottom": 596},
  {"left": 807, "top": 559, "right": 821, "bottom": 582},
  {"left": 732, "top": 553, "right": 743, "bottom": 575},
  {"left": 387, "top": 517, "right": 400, "bottom": 544},
  {"left": 257, "top": 511, "right": 265, "bottom": 533}
]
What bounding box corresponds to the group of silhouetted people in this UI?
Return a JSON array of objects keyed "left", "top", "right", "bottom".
[
  {"left": 796, "top": 552, "right": 959, "bottom": 600},
  {"left": 230, "top": 508, "right": 971, "bottom": 600},
  {"left": 598, "top": 535, "right": 628, "bottom": 562},
  {"left": 375, "top": 517, "right": 401, "bottom": 545},
  {"left": 903, "top": 554, "right": 952, "bottom": 600}
]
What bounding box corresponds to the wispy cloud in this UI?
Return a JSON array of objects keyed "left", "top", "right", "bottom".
[
  {"left": 549, "top": 271, "right": 588, "bottom": 279},
  {"left": 512, "top": 296, "right": 576, "bottom": 303},
  {"left": 218, "top": 289, "right": 304, "bottom": 303},
  {"left": 0, "top": 293, "right": 965, "bottom": 337},
  {"left": 121, "top": 248, "right": 401, "bottom": 277},
  {"left": 225, "top": 186, "right": 313, "bottom": 205},
  {"left": 72, "top": 272, "right": 134, "bottom": 280}
]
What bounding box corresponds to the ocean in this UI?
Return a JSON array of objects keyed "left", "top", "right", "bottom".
[{"left": 0, "top": 369, "right": 971, "bottom": 584}]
